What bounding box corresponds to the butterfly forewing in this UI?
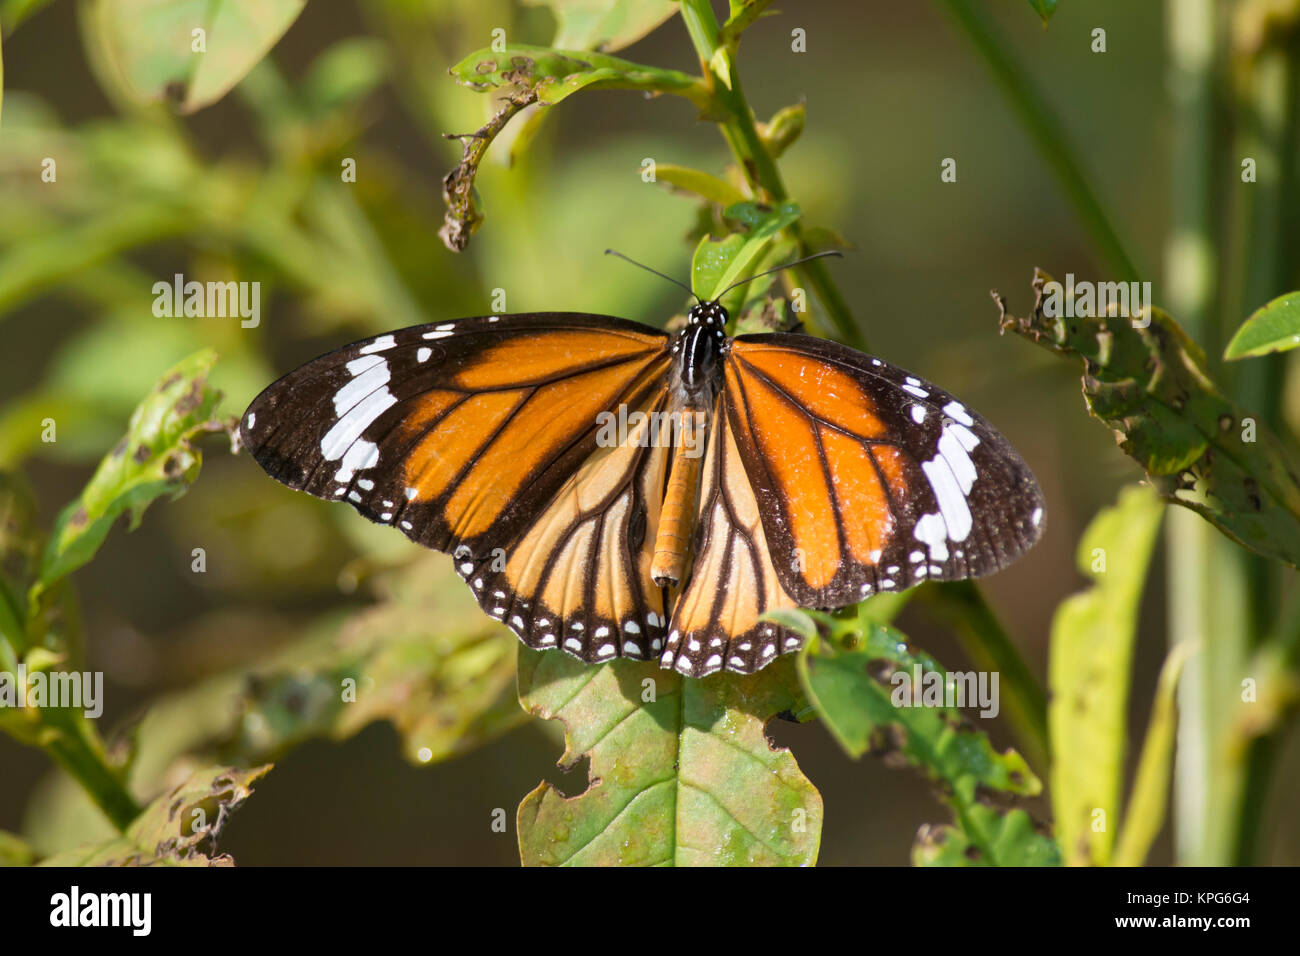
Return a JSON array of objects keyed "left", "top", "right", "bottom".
[
  {"left": 240, "top": 313, "right": 672, "bottom": 610},
  {"left": 723, "top": 334, "right": 1045, "bottom": 609}
]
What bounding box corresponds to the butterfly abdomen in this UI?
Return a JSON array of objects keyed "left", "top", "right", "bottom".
[{"left": 650, "top": 410, "right": 707, "bottom": 587}]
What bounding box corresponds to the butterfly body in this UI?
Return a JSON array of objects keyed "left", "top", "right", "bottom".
[{"left": 242, "top": 301, "right": 1044, "bottom": 678}]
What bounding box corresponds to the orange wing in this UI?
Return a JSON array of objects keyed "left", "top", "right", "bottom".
[
  {"left": 723, "top": 335, "right": 1044, "bottom": 609},
  {"left": 660, "top": 391, "right": 801, "bottom": 677},
  {"left": 241, "top": 314, "right": 676, "bottom": 661}
]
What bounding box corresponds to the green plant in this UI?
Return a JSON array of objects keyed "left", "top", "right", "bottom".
[{"left": 1, "top": 0, "right": 1297, "bottom": 868}]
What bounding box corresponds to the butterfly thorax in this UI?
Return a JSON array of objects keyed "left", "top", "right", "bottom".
[
  {"left": 675, "top": 301, "right": 729, "bottom": 403},
  {"left": 651, "top": 302, "right": 729, "bottom": 588}
]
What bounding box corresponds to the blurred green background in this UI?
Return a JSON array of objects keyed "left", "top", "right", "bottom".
[{"left": 1, "top": 0, "right": 1297, "bottom": 864}]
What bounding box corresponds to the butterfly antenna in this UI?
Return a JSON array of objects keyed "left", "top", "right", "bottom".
[
  {"left": 714, "top": 250, "right": 844, "bottom": 300},
  {"left": 605, "top": 249, "right": 701, "bottom": 304}
]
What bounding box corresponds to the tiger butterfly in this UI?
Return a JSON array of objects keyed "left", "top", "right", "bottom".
[{"left": 240, "top": 259, "right": 1044, "bottom": 677}]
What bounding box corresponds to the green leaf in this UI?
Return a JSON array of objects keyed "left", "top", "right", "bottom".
[
  {"left": 1048, "top": 484, "right": 1164, "bottom": 866},
  {"left": 757, "top": 102, "right": 805, "bottom": 158},
  {"left": 236, "top": 555, "right": 525, "bottom": 766},
  {"left": 0, "top": 829, "right": 34, "bottom": 866},
  {"left": 913, "top": 806, "right": 1058, "bottom": 866},
  {"left": 36, "top": 349, "right": 224, "bottom": 595},
  {"left": 524, "top": 0, "right": 679, "bottom": 52},
  {"left": 37, "top": 765, "right": 270, "bottom": 866},
  {"left": 1027, "top": 0, "right": 1058, "bottom": 25},
  {"left": 1113, "top": 642, "right": 1190, "bottom": 867},
  {"left": 720, "top": 0, "right": 777, "bottom": 46},
  {"left": 449, "top": 44, "right": 706, "bottom": 107},
  {"left": 690, "top": 201, "right": 801, "bottom": 306},
  {"left": 82, "top": 0, "right": 305, "bottom": 113},
  {"left": 795, "top": 615, "right": 1059, "bottom": 866},
  {"left": 301, "top": 37, "right": 389, "bottom": 116},
  {"left": 998, "top": 269, "right": 1300, "bottom": 569},
  {"left": 653, "top": 163, "right": 749, "bottom": 207},
  {"left": 1224, "top": 290, "right": 1300, "bottom": 360},
  {"left": 516, "top": 651, "right": 821, "bottom": 866}
]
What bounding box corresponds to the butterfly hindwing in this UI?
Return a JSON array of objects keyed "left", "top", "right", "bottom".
[
  {"left": 661, "top": 391, "right": 803, "bottom": 677},
  {"left": 464, "top": 389, "right": 672, "bottom": 662},
  {"left": 724, "top": 334, "right": 1045, "bottom": 608}
]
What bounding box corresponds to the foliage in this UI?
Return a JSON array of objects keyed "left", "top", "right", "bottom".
[
  {"left": 998, "top": 269, "right": 1300, "bottom": 570},
  {"left": 517, "top": 650, "right": 820, "bottom": 866},
  {"left": 1047, "top": 484, "right": 1164, "bottom": 866},
  {"left": 0, "top": 0, "right": 1297, "bottom": 871}
]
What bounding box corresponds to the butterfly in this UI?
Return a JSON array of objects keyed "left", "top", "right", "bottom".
[{"left": 240, "top": 256, "right": 1044, "bottom": 678}]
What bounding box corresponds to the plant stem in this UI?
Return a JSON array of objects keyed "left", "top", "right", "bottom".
[
  {"left": 917, "top": 580, "right": 1049, "bottom": 770},
  {"left": 678, "top": 0, "right": 867, "bottom": 351},
  {"left": 1163, "top": 0, "right": 1260, "bottom": 867},
  {"left": 937, "top": 0, "right": 1142, "bottom": 283},
  {"left": 38, "top": 710, "right": 141, "bottom": 833},
  {"left": 1221, "top": 20, "right": 1300, "bottom": 866}
]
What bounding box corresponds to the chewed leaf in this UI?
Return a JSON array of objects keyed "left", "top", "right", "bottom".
[
  {"left": 38, "top": 765, "right": 270, "bottom": 866},
  {"left": 795, "top": 616, "right": 1056, "bottom": 866},
  {"left": 913, "top": 807, "right": 1059, "bottom": 866},
  {"left": 82, "top": 0, "right": 305, "bottom": 113},
  {"left": 1224, "top": 290, "right": 1300, "bottom": 360},
  {"left": 449, "top": 44, "right": 705, "bottom": 107},
  {"left": 37, "top": 349, "right": 224, "bottom": 593},
  {"left": 526, "top": 0, "right": 678, "bottom": 53},
  {"left": 1049, "top": 484, "right": 1164, "bottom": 866},
  {"left": 997, "top": 269, "right": 1300, "bottom": 569},
  {"left": 516, "top": 649, "right": 821, "bottom": 866}
]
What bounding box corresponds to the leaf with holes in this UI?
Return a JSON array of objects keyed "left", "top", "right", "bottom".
[
  {"left": 517, "top": 650, "right": 821, "bottom": 866},
  {"left": 997, "top": 269, "right": 1300, "bottom": 569},
  {"left": 449, "top": 44, "right": 706, "bottom": 107},
  {"left": 1049, "top": 484, "right": 1164, "bottom": 866},
  {"left": 37, "top": 764, "right": 270, "bottom": 866},
  {"left": 913, "top": 805, "right": 1058, "bottom": 866},
  {"left": 795, "top": 614, "right": 1058, "bottom": 867},
  {"left": 37, "top": 350, "right": 225, "bottom": 596}
]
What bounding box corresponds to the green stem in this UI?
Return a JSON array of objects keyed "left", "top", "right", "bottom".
[
  {"left": 1162, "top": 0, "right": 1260, "bottom": 867},
  {"left": 678, "top": 0, "right": 867, "bottom": 351},
  {"left": 38, "top": 710, "right": 141, "bottom": 833},
  {"left": 917, "top": 580, "right": 1049, "bottom": 771},
  {"left": 937, "top": 0, "right": 1142, "bottom": 282},
  {"left": 1221, "top": 23, "right": 1300, "bottom": 866}
]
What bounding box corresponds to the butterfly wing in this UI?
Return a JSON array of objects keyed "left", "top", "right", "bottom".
[
  {"left": 722, "top": 333, "right": 1045, "bottom": 611},
  {"left": 660, "top": 391, "right": 802, "bottom": 677},
  {"left": 241, "top": 313, "right": 674, "bottom": 661}
]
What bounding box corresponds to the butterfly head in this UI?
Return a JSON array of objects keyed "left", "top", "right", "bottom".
[{"left": 687, "top": 300, "right": 729, "bottom": 331}]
